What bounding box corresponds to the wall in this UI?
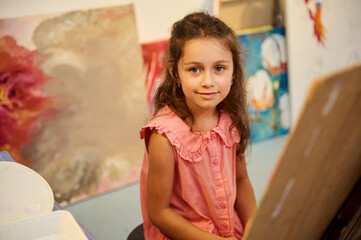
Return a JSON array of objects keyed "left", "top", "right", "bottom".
[{"left": 0, "top": 0, "right": 212, "bottom": 43}]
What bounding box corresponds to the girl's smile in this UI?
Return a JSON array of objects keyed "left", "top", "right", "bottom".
[{"left": 197, "top": 91, "right": 219, "bottom": 100}]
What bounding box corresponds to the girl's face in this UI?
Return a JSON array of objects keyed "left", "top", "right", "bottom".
[{"left": 177, "top": 38, "right": 234, "bottom": 114}]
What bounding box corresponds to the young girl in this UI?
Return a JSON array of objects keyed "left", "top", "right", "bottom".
[{"left": 139, "top": 12, "right": 256, "bottom": 240}]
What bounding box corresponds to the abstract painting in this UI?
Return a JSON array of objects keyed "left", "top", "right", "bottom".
[
  {"left": 141, "top": 40, "right": 168, "bottom": 114},
  {"left": 238, "top": 27, "right": 290, "bottom": 142},
  {"left": 0, "top": 4, "right": 147, "bottom": 205}
]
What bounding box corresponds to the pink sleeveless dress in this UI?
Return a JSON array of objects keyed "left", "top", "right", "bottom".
[{"left": 139, "top": 106, "right": 244, "bottom": 239}]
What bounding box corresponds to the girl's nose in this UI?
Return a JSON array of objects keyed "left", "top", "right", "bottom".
[{"left": 201, "top": 71, "right": 214, "bottom": 87}]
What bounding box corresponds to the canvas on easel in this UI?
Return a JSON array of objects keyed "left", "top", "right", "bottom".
[{"left": 244, "top": 63, "right": 361, "bottom": 240}]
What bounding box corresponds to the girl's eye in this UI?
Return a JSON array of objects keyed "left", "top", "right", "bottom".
[
  {"left": 215, "top": 66, "right": 225, "bottom": 73},
  {"left": 189, "top": 67, "right": 201, "bottom": 73}
]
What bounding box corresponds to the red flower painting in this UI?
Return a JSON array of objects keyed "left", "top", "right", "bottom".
[
  {"left": 0, "top": 35, "right": 51, "bottom": 165},
  {"left": 0, "top": 5, "right": 147, "bottom": 205}
]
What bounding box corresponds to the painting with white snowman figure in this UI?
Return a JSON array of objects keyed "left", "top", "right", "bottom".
[{"left": 238, "top": 27, "right": 290, "bottom": 142}]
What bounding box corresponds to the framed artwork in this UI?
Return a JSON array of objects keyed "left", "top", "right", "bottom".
[
  {"left": 0, "top": 4, "right": 147, "bottom": 205},
  {"left": 238, "top": 27, "right": 290, "bottom": 142}
]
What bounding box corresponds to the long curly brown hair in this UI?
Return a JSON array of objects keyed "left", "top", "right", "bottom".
[{"left": 153, "top": 11, "right": 250, "bottom": 156}]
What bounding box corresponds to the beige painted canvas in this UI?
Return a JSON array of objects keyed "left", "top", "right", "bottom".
[{"left": 0, "top": 4, "right": 147, "bottom": 205}]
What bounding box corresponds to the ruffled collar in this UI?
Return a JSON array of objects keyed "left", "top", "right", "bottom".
[{"left": 141, "top": 106, "right": 240, "bottom": 163}]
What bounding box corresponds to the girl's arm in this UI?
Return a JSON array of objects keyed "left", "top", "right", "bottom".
[
  {"left": 147, "top": 131, "right": 236, "bottom": 240},
  {"left": 235, "top": 154, "right": 257, "bottom": 233}
]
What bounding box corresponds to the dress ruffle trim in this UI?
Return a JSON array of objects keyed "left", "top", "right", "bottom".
[{"left": 140, "top": 106, "right": 240, "bottom": 163}]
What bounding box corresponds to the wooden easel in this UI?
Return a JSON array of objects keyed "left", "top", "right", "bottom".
[{"left": 244, "top": 63, "right": 361, "bottom": 240}]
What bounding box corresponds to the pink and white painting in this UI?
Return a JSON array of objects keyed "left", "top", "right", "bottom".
[{"left": 0, "top": 4, "right": 147, "bottom": 205}]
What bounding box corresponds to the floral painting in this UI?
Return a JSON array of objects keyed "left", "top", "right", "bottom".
[
  {"left": 0, "top": 4, "right": 147, "bottom": 205},
  {"left": 238, "top": 27, "right": 290, "bottom": 142}
]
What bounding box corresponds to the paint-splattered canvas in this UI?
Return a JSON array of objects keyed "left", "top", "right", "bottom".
[
  {"left": 305, "top": 0, "right": 327, "bottom": 45},
  {"left": 238, "top": 27, "right": 290, "bottom": 142},
  {"left": 0, "top": 4, "right": 147, "bottom": 205}
]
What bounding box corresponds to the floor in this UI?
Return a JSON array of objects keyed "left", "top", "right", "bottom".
[{"left": 65, "top": 134, "right": 288, "bottom": 240}]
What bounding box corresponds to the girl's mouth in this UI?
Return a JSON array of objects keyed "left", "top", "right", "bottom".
[{"left": 197, "top": 92, "right": 218, "bottom": 99}]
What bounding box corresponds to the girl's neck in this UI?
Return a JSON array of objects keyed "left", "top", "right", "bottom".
[{"left": 187, "top": 108, "right": 220, "bottom": 132}]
